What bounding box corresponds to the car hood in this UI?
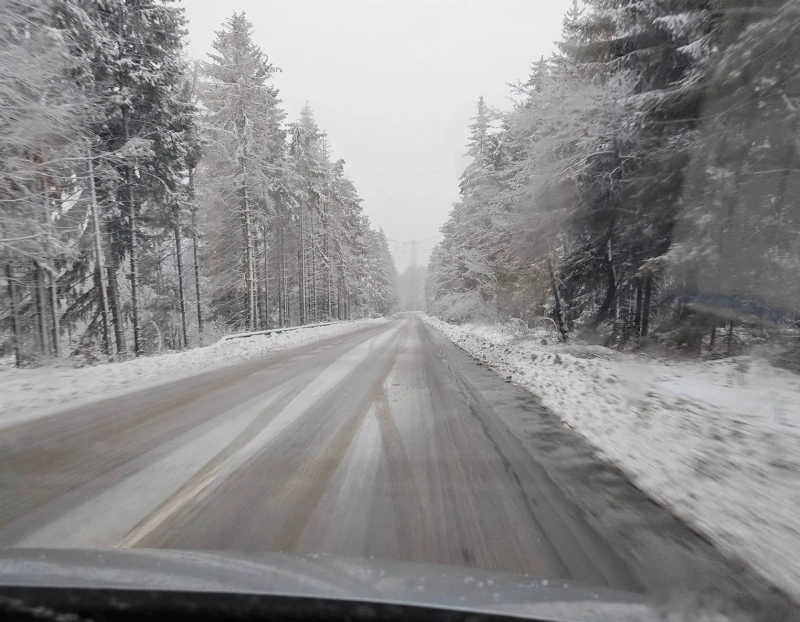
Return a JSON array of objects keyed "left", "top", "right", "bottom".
[{"left": 0, "top": 549, "right": 654, "bottom": 622}]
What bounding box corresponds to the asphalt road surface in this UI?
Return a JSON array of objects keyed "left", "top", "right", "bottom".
[{"left": 0, "top": 314, "right": 639, "bottom": 590}]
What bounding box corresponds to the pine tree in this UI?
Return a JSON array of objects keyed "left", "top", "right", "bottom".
[
  {"left": 1, "top": 3, "right": 401, "bottom": 365},
  {"left": 288, "top": 106, "right": 328, "bottom": 325},
  {"left": 430, "top": 97, "right": 506, "bottom": 321},
  {"left": 200, "top": 12, "right": 284, "bottom": 331},
  {"left": 669, "top": 0, "right": 799, "bottom": 337},
  {"left": 559, "top": 0, "right": 714, "bottom": 339},
  {"left": 326, "top": 159, "right": 366, "bottom": 320},
  {"left": 503, "top": 55, "right": 606, "bottom": 336},
  {"left": 1, "top": 0, "right": 86, "bottom": 362},
  {"left": 361, "top": 226, "right": 396, "bottom": 316},
  {"left": 427, "top": 0, "right": 725, "bottom": 346},
  {"left": 53, "top": 0, "right": 195, "bottom": 355}
]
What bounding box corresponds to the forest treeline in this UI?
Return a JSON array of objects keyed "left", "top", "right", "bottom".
[
  {"left": 428, "top": 0, "right": 800, "bottom": 354},
  {"left": 1, "top": 2, "right": 396, "bottom": 365}
]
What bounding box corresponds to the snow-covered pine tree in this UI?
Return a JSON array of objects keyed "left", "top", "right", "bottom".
[
  {"left": 288, "top": 105, "right": 328, "bottom": 325},
  {"left": 501, "top": 54, "right": 605, "bottom": 337},
  {"left": 1, "top": 0, "right": 86, "bottom": 363},
  {"left": 668, "top": 0, "right": 800, "bottom": 351},
  {"left": 200, "top": 12, "right": 284, "bottom": 331},
  {"left": 365, "top": 227, "right": 397, "bottom": 316},
  {"left": 1, "top": 3, "right": 396, "bottom": 362},
  {"left": 130, "top": 23, "right": 199, "bottom": 353},
  {"left": 326, "top": 159, "right": 365, "bottom": 320},
  {"left": 430, "top": 96, "right": 507, "bottom": 322},
  {"left": 53, "top": 0, "right": 195, "bottom": 355},
  {"left": 560, "top": 0, "right": 713, "bottom": 340},
  {"left": 259, "top": 72, "right": 288, "bottom": 330}
]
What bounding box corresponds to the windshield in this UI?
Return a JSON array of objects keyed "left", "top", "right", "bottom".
[{"left": 1, "top": 1, "right": 798, "bottom": 621}]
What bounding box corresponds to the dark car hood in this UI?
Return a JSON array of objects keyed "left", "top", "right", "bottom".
[{"left": 0, "top": 549, "right": 656, "bottom": 622}]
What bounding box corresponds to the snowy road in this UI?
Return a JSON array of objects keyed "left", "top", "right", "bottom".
[{"left": 0, "top": 315, "right": 641, "bottom": 588}]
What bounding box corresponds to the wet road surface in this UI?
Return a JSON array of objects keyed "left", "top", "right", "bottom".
[{"left": 0, "top": 315, "right": 637, "bottom": 590}]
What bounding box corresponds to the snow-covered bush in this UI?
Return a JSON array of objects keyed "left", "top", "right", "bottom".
[{"left": 428, "top": 291, "right": 501, "bottom": 324}]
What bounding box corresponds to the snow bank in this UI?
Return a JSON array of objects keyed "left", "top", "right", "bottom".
[
  {"left": 424, "top": 315, "right": 800, "bottom": 602},
  {"left": 0, "top": 320, "right": 384, "bottom": 429}
]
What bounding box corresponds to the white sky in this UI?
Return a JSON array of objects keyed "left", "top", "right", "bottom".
[{"left": 182, "top": 0, "right": 571, "bottom": 269}]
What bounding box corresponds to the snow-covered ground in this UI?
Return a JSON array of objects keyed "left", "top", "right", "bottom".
[
  {"left": 0, "top": 320, "right": 383, "bottom": 430},
  {"left": 424, "top": 315, "right": 800, "bottom": 602}
]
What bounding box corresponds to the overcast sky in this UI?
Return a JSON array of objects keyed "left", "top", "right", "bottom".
[{"left": 182, "top": 0, "right": 571, "bottom": 269}]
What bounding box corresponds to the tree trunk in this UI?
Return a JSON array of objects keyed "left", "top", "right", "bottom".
[
  {"left": 255, "top": 233, "right": 263, "bottom": 330},
  {"left": 341, "top": 270, "right": 345, "bottom": 320},
  {"left": 240, "top": 167, "right": 255, "bottom": 331},
  {"left": 727, "top": 320, "right": 735, "bottom": 355},
  {"left": 548, "top": 258, "right": 569, "bottom": 342},
  {"left": 326, "top": 234, "right": 332, "bottom": 320},
  {"left": 263, "top": 224, "right": 270, "bottom": 330},
  {"left": 311, "top": 214, "right": 317, "bottom": 323},
  {"left": 150, "top": 319, "right": 163, "bottom": 353},
  {"left": 298, "top": 210, "right": 306, "bottom": 325},
  {"left": 6, "top": 263, "right": 22, "bottom": 367},
  {"left": 31, "top": 269, "right": 41, "bottom": 354},
  {"left": 642, "top": 276, "right": 652, "bottom": 337},
  {"left": 254, "top": 232, "right": 263, "bottom": 330},
  {"left": 123, "top": 112, "right": 141, "bottom": 356},
  {"left": 592, "top": 236, "right": 617, "bottom": 329},
  {"left": 627, "top": 291, "right": 633, "bottom": 332},
  {"left": 278, "top": 222, "right": 284, "bottom": 328},
  {"left": 156, "top": 238, "right": 164, "bottom": 292},
  {"left": 107, "top": 266, "right": 125, "bottom": 354},
  {"left": 283, "top": 223, "right": 291, "bottom": 326},
  {"left": 190, "top": 192, "right": 203, "bottom": 343},
  {"left": 284, "top": 240, "right": 291, "bottom": 326},
  {"left": 128, "top": 198, "right": 140, "bottom": 355},
  {"left": 40, "top": 182, "right": 61, "bottom": 358},
  {"left": 634, "top": 280, "right": 643, "bottom": 337},
  {"left": 87, "top": 144, "right": 112, "bottom": 355},
  {"left": 174, "top": 215, "right": 188, "bottom": 349},
  {"left": 36, "top": 263, "right": 51, "bottom": 356},
  {"left": 304, "top": 214, "right": 309, "bottom": 324},
  {"left": 50, "top": 267, "right": 61, "bottom": 357},
  {"left": 709, "top": 325, "right": 716, "bottom": 353}
]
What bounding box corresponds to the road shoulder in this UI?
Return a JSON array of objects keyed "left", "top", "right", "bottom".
[
  {"left": 422, "top": 320, "right": 799, "bottom": 622},
  {"left": 0, "top": 320, "right": 387, "bottom": 430}
]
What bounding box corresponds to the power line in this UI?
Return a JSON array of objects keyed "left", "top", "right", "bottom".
[{"left": 385, "top": 234, "right": 443, "bottom": 270}]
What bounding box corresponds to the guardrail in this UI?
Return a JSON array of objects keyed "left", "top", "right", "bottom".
[{"left": 215, "top": 320, "right": 357, "bottom": 344}]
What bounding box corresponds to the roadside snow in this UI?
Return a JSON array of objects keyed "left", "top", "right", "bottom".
[
  {"left": 0, "top": 320, "right": 384, "bottom": 429},
  {"left": 424, "top": 315, "right": 800, "bottom": 602}
]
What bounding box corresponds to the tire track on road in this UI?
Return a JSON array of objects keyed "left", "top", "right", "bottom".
[
  {"left": 135, "top": 322, "right": 404, "bottom": 550},
  {"left": 0, "top": 322, "right": 393, "bottom": 547}
]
